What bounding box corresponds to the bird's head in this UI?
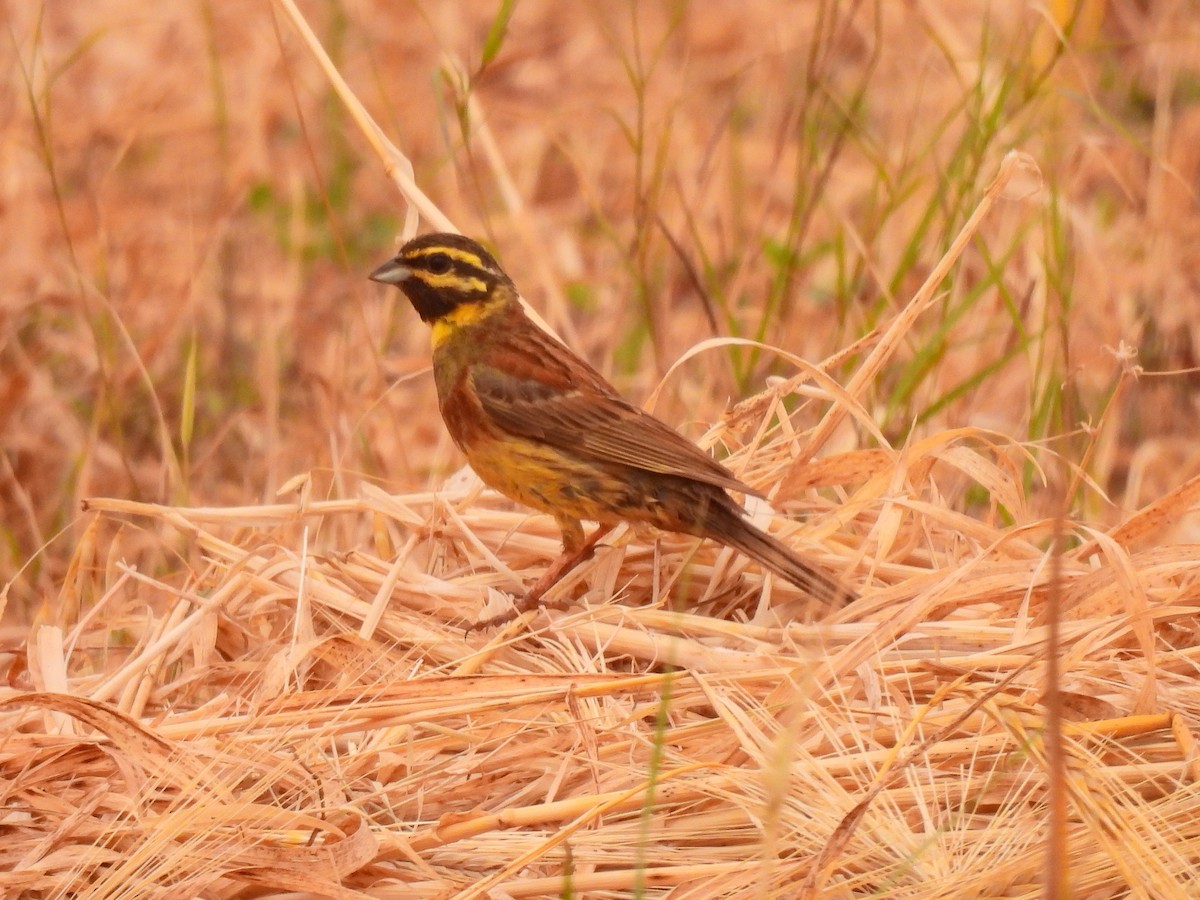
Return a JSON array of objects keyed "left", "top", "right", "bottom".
[{"left": 369, "top": 232, "right": 515, "bottom": 326}]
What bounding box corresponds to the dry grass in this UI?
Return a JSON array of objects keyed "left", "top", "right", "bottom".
[
  {"left": 4, "top": 0, "right": 1200, "bottom": 896},
  {"left": 8, "top": 404, "right": 1200, "bottom": 896}
]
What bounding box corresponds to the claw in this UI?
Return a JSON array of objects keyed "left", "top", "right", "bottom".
[{"left": 466, "top": 524, "right": 613, "bottom": 632}]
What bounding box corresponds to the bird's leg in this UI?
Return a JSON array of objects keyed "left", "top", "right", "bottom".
[
  {"left": 518, "top": 518, "right": 613, "bottom": 613},
  {"left": 471, "top": 519, "right": 612, "bottom": 631}
]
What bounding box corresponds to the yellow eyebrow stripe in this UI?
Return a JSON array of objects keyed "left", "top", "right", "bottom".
[{"left": 405, "top": 245, "right": 485, "bottom": 268}]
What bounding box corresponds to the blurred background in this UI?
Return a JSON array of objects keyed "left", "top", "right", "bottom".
[{"left": 2, "top": 0, "right": 1198, "bottom": 619}]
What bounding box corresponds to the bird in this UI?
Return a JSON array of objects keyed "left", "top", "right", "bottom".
[{"left": 369, "top": 232, "right": 854, "bottom": 621}]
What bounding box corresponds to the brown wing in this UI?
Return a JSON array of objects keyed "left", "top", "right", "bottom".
[{"left": 471, "top": 324, "right": 760, "bottom": 497}]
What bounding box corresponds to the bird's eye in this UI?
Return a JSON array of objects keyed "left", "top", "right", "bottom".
[{"left": 426, "top": 253, "right": 452, "bottom": 275}]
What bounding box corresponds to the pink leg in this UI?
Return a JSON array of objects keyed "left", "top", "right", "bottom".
[{"left": 472, "top": 524, "right": 614, "bottom": 630}]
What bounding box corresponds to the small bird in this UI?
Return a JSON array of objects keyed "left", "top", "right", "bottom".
[{"left": 369, "top": 233, "right": 853, "bottom": 619}]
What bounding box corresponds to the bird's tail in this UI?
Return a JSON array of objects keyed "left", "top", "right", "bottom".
[{"left": 705, "top": 504, "right": 855, "bottom": 605}]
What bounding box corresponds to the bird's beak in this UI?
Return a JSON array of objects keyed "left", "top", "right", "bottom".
[{"left": 369, "top": 257, "right": 412, "bottom": 285}]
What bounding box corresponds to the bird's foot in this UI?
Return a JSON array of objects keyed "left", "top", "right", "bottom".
[{"left": 467, "top": 525, "right": 613, "bottom": 632}]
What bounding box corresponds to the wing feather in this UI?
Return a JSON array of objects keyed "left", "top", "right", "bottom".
[{"left": 470, "top": 351, "right": 760, "bottom": 497}]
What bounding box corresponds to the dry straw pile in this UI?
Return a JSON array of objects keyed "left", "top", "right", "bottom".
[
  {"left": 9, "top": 318, "right": 1200, "bottom": 895},
  {"left": 4, "top": 2, "right": 1200, "bottom": 897},
  {"left": 10, "top": 195, "right": 1200, "bottom": 891}
]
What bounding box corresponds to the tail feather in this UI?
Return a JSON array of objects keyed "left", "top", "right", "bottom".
[{"left": 706, "top": 505, "right": 854, "bottom": 605}]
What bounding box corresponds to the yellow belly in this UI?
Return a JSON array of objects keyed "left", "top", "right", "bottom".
[{"left": 463, "top": 435, "right": 625, "bottom": 525}]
